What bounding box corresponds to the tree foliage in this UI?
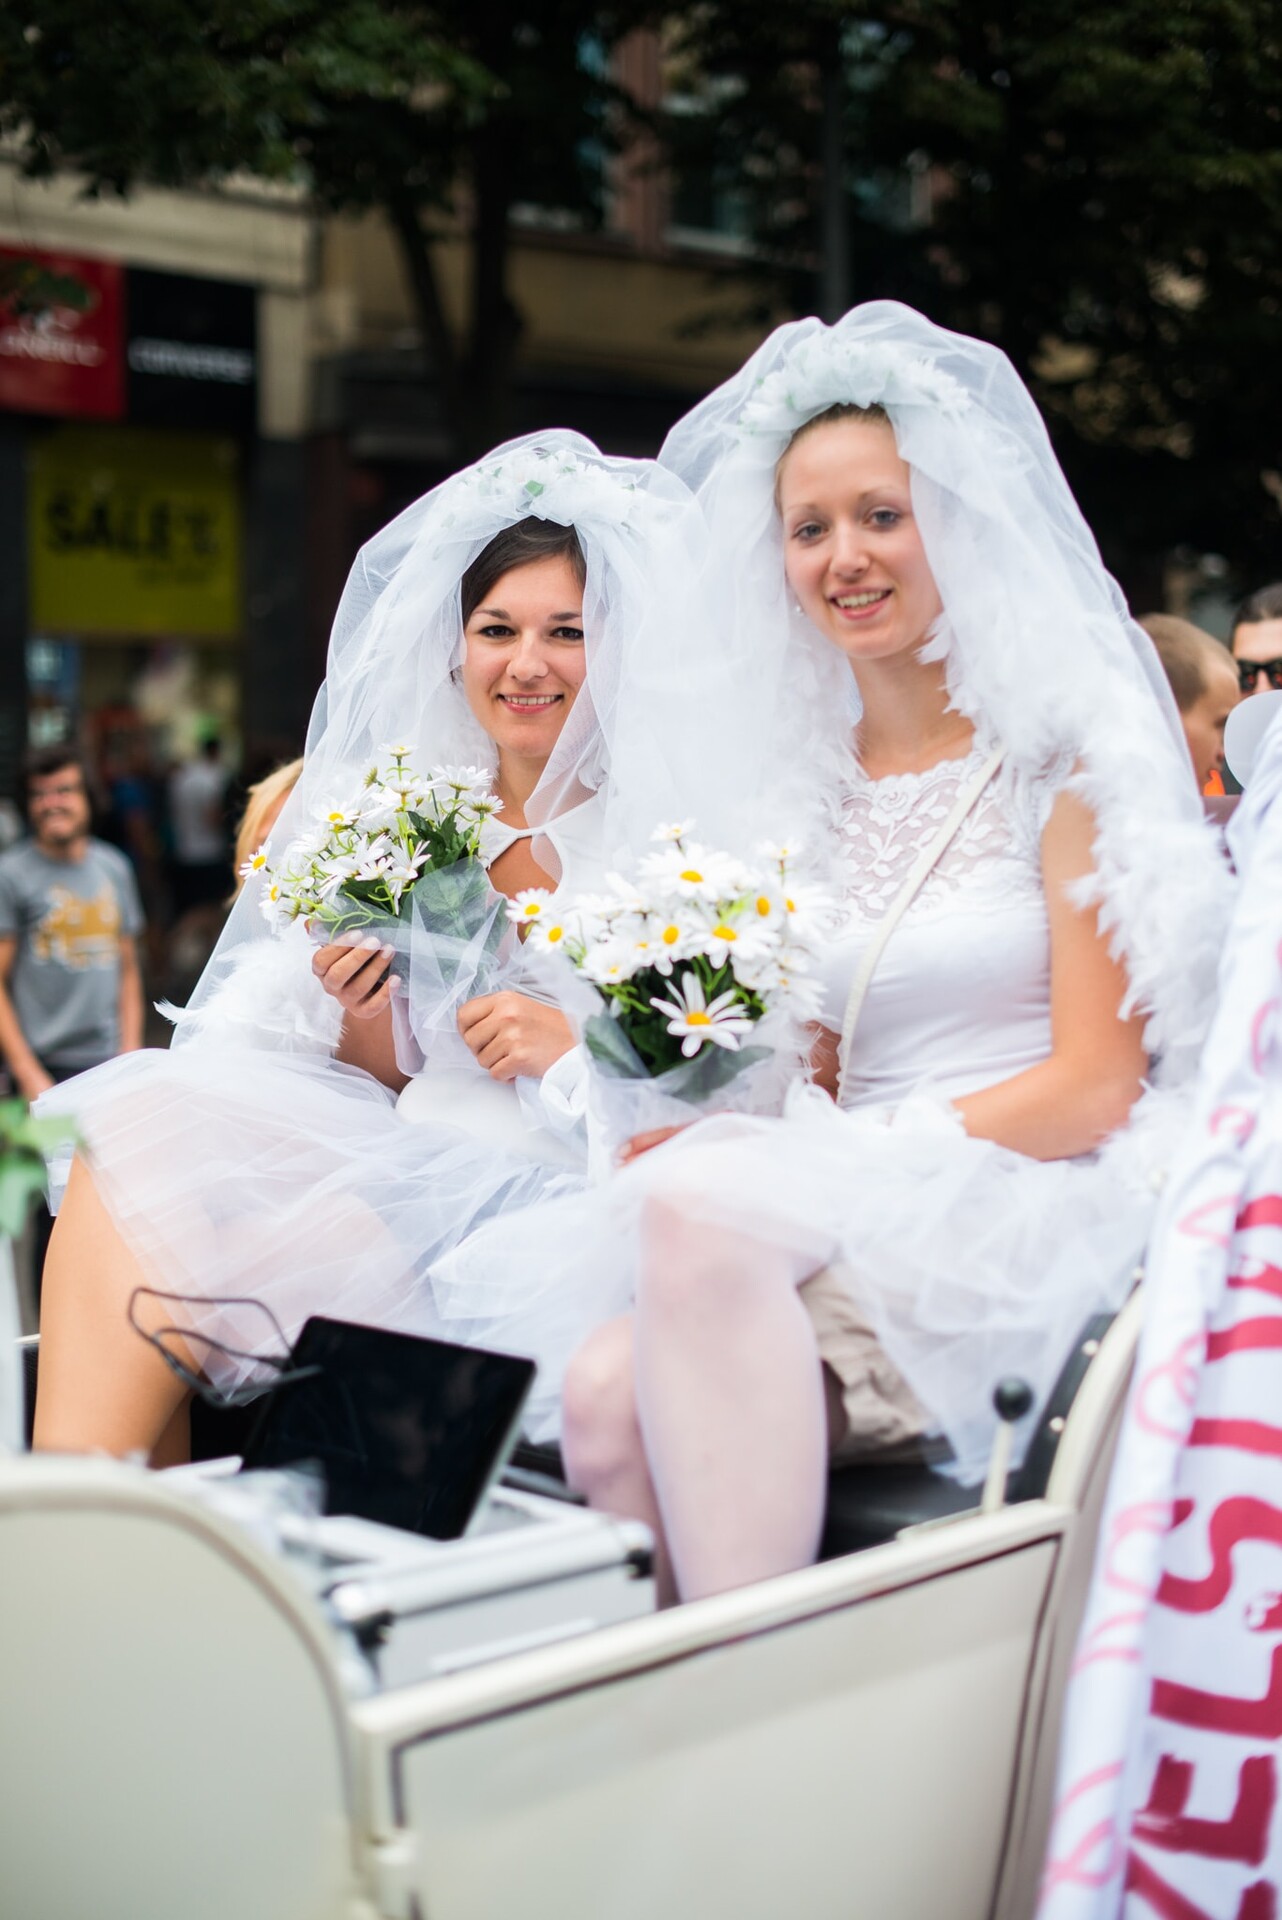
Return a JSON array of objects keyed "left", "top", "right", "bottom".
[
  {"left": 666, "top": 0, "right": 1282, "bottom": 587},
  {"left": 0, "top": 1, "right": 645, "bottom": 455},
  {"left": 4, "top": 2, "right": 1282, "bottom": 577}
]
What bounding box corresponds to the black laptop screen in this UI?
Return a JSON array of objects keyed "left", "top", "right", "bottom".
[{"left": 240, "top": 1316, "right": 535, "bottom": 1540}]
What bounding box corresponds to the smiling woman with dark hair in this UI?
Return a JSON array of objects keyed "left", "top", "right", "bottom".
[{"left": 30, "top": 433, "right": 716, "bottom": 1465}]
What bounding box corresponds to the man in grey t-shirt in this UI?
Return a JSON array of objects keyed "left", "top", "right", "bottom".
[{"left": 0, "top": 748, "right": 145, "bottom": 1099}]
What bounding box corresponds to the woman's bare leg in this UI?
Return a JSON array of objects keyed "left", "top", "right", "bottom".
[
  {"left": 561, "top": 1314, "right": 678, "bottom": 1605},
  {"left": 33, "top": 1155, "right": 191, "bottom": 1461},
  {"left": 634, "top": 1200, "right": 829, "bottom": 1603}
]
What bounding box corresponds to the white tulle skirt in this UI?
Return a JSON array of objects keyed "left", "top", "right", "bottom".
[
  {"left": 39, "top": 1046, "right": 588, "bottom": 1441},
  {"left": 430, "top": 1083, "right": 1177, "bottom": 1471}
]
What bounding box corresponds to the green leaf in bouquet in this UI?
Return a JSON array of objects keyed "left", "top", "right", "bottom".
[
  {"left": 338, "top": 879, "right": 396, "bottom": 910},
  {"left": 405, "top": 810, "right": 460, "bottom": 860},
  {"left": 672, "top": 1042, "right": 771, "bottom": 1104},
  {"left": 583, "top": 1009, "right": 651, "bottom": 1080},
  {"left": 421, "top": 855, "right": 494, "bottom": 914}
]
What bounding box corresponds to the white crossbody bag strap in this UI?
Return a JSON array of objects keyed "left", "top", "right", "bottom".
[{"left": 838, "top": 746, "right": 1006, "bottom": 1094}]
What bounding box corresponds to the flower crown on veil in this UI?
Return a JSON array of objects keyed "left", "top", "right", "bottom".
[
  {"left": 737, "top": 336, "right": 971, "bottom": 445},
  {"left": 436, "top": 442, "right": 643, "bottom": 543}
]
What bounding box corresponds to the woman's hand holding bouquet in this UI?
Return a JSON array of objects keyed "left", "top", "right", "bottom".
[
  {"left": 508, "top": 823, "right": 834, "bottom": 1169},
  {"left": 245, "top": 749, "right": 511, "bottom": 1068}
]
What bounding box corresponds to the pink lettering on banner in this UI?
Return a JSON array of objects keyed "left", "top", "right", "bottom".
[
  {"left": 1246, "top": 1591, "right": 1282, "bottom": 1632},
  {"left": 1125, "top": 1851, "right": 1275, "bottom": 1920},
  {"left": 1237, "top": 1196, "right": 1282, "bottom": 1231},
  {"left": 1178, "top": 1194, "right": 1246, "bottom": 1248},
  {"left": 1228, "top": 1263, "right": 1282, "bottom": 1301},
  {"left": 1210, "top": 1106, "right": 1258, "bottom": 1146},
  {"left": 1133, "top": 1753, "right": 1276, "bottom": 1865},
  {"left": 1189, "top": 1417, "right": 1282, "bottom": 1458},
  {"left": 1157, "top": 1496, "right": 1282, "bottom": 1615},
  {"left": 1152, "top": 1643, "right": 1282, "bottom": 1737},
  {"left": 1070, "top": 1607, "right": 1149, "bottom": 1674},
  {"left": 1207, "top": 1318, "right": 1282, "bottom": 1363},
  {"left": 1040, "top": 1763, "right": 1126, "bottom": 1894},
  {"left": 1102, "top": 1500, "right": 1176, "bottom": 1596},
  {"left": 1135, "top": 1339, "right": 1203, "bottom": 1440},
  {"left": 1250, "top": 999, "right": 1279, "bottom": 1074}
]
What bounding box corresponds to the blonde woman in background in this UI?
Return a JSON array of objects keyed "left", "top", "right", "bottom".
[{"left": 230, "top": 758, "right": 303, "bottom": 895}]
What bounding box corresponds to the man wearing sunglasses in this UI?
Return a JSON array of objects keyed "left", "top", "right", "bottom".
[{"left": 1231, "top": 582, "right": 1282, "bottom": 697}]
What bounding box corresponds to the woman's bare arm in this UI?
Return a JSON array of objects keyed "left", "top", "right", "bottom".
[{"left": 955, "top": 788, "right": 1147, "bottom": 1160}]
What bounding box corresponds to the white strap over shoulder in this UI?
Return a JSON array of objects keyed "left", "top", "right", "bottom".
[{"left": 838, "top": 746, "right": 1005, "bottom": 1093}]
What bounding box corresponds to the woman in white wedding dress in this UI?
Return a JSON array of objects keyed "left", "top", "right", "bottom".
[
  {"left": 32, "top": 433, "right": 723, "bottom": 1463},
  {"left": 432, "top": 306, "right": 1233, "bottom": 1604}
]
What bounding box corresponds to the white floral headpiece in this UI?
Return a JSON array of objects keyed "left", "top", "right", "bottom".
[
  {"left": 737, "top": 336, "right": 970, "bottom": 442},
  {"left": 446, "top": 445, "right": 640, "bottom": 532}
]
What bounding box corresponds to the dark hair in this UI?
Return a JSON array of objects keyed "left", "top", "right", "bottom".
[
  {"left": 460, "top": 519, "right": 587, "bottom": 627},
  {"left": 1232, "top": 581, "right": 1282, "bottom": 635},
  {"left": 22, "top": 744, "right": 90, "bottom": 793},
  {"left": 1137, "top": 613, "right": 1230, "bottom": 714}
]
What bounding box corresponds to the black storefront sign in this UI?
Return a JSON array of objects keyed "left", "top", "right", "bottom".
[{"left": 126, "top": 267, "right": 257, "bottom": 433}]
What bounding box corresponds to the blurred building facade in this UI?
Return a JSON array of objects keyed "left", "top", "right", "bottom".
[
  {"left": 0, "top": 41, "right": 770, "bottom": 807},
  {"left": 0, "top": 162, "right": 312, "bottom": 808}
]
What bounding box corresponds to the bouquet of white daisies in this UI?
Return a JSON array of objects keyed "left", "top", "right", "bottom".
[
  {"left": 245, "top": 750, "right": 510, "bottom": 1063},
  {"left": 509, "top": 824, "right": 831, "bottom": 1157},
  {"left": 245, "top": 749, "right": 501, "bottom": 935}
]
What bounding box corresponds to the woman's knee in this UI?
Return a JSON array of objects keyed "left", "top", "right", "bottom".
[
  {"left": 642, "top": 1192, "right": 722, "bottom": 1286},
  {"left": 640, "top": 1192, "right": 775, "bottom": 1320},
  {"left": 561, "top": 1318, "right": 638, "bottom": 1488}
]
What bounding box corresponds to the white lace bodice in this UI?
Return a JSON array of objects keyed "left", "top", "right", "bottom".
[{"left": 818, "top": 744, "right": 1059, "bottom": 1108}]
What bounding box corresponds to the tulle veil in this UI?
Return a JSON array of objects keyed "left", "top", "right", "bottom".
[
  {"left": 658, "top": 301, "right": 1231, "bottom": 1080},
  {"left": 179, "top": 429, "right": 737, "bottom": 1043}
]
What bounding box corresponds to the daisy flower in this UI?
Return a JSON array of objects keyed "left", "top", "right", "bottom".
[
  {"left": 581, "top": 940, "right": 635, "bottom": 987},
  {"left": 508, "top": 888, "right": 554, "bottom": 925},
  {"left": 320, "top": 800, "right": 361, "bottom": 830},
  {"left": 525, "top": 916, "right": 572, "bottom": 956},
  {"left": 650, "top": 974, "right": 755, "bottom": 1057}
]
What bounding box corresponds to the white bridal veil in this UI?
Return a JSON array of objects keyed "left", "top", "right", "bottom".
[
  {"left": 659, "top": 301, "right": 1231, "bottom": 1080},
  {"left": 180, "top": 430, "right": 721, "bottom": 1040}
]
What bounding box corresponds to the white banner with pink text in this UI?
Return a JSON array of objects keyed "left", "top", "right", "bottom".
[{"left": 1040, "top": 718, "right": 1282, "bottom": 1920}]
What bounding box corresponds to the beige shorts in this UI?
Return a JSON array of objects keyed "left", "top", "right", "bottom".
[{"left": 799, "top": 1262, "right": 934, "bottom": 1465}]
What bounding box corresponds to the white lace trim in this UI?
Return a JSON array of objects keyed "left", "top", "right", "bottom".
[{"left": 835, "top": 746, "right": 1051, "bottom": 925}]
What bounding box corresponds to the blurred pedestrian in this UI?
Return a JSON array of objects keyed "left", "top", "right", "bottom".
[
  {"left": 0, "top": 746, "right": 145, "bottom": 1101},
  {"left": 168, "top": 736, "right": 230, "bottom": 914},
  {"left": 1230, "top": 582, "right": 1282, "bottom": 697},
  {"left": 1139, "top": 613, "right": 1240, "bottom": 795}
]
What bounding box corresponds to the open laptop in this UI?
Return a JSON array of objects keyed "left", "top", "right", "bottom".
[{"left": 239, "top": 1315, "right": 536, "bottom": 1541}]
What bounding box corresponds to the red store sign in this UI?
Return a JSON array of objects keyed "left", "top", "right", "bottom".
[{"left": 0, "top": 246, "right": 125, "bottom": 420}]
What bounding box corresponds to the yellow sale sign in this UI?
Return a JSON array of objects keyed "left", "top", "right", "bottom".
[{"left": 28, "top": 426, "right": 242, "bottom": 638}]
